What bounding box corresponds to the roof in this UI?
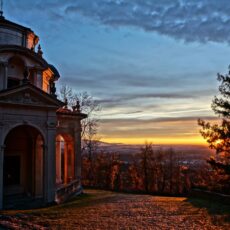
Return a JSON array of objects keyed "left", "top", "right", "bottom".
[
  {"left": 0, "top": 82, "right": 65, "bottom": 108},
  {"left": 57, "top": 107, "right": 87, "bottom": 119},
  {"left": 49, "top": 64, "right": 61, "bottom": 79},
  {"left": 0, "top": 15, "right": 34, "bottom": 33},
  {"left": 0, "top": 45, "right": 49, "bottom": 67}
]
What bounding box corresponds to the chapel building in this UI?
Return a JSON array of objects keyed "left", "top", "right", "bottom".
[{"left": 0, "top": 11, "right": 86, "bottom": 209}]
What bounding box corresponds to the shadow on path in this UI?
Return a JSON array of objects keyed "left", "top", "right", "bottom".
[{"left": 186, "top": 197, "right": 230, "bottom": 224}]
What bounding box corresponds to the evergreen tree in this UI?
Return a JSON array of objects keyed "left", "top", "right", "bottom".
[{"left": 198, "top": 68, "right": 230, "bottom": 192}]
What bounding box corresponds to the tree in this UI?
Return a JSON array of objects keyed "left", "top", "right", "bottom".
[
  {"left": 139, "top": 142, "right": 155, "bottom": 193},
  {"left": 59, "top": 85, "right": 101, "bottom": 185},
  {"left": 198, "top": 68, "right": 230, "bottom": 192},
  {"left": 59, "top": 84, "right": 101, "bottom": 159}
]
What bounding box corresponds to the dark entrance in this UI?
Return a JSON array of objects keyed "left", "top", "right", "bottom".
[
  {"left": 3, "top": 125, "right": 44, "bottom": 199},
  {"left": 3, "top": 156, "right": 20, "bottom": 186}
]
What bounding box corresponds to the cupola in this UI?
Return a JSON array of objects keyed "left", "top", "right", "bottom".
[{"left": 0, "top": 12, "right": 39, "bottom": 50}]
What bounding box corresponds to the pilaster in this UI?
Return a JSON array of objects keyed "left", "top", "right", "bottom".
[
  {"left": 3, "top": 62, "right": 8, "bottom": 89},
  {"left": 0, "top": 145, "right": 4, "bottom": 210},
  {"left": 44, "top": 125, "right": 56, "bottom": 203},
  {"left": 74, "top": 122, "right": 82, "bottom": 180}
]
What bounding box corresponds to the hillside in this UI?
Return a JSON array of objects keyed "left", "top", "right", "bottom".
[{"left": 0, "top": 190, "right": 229, "bottom": 229}]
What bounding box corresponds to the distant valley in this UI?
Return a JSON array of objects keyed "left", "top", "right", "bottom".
[{"left": 97, "top": 142, "right": 215, "bottom": 164}]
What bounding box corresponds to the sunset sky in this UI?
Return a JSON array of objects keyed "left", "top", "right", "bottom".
[{"left": 5, "top": 0, "right": 230, "bottom": 145}]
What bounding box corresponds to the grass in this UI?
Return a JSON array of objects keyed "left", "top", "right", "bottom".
[{"left": 0, "top": 189, "right": 230, "bottom": 229}]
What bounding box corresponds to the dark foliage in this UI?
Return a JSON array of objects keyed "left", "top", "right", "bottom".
[
  {"left": 81, "top": 145, "right": 211, "bottom": 195},
  {"left": 198, "top": 67, "right": 230, "bottom": 193}
]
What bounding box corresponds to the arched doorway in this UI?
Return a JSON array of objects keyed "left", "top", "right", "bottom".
[
  {"left": 56, "top": 134, "right": 75, "bottom": 186},
  {"left": 3, "top": 125, "right": 44, "bottom": 198}
]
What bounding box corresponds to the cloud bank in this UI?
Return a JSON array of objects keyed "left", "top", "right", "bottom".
[
  {"left": 62, "top": 0, "right": 230, "bottom": 44},
  {"left": 8, "top": 0, "right": 230, "bottom": 43}
]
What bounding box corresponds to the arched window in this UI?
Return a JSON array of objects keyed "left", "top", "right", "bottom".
[
  {"left": 7, "top": 56, "right": 25, "bottom": 88},
  {"left": 56, "top": 134, "right": 75, "bottom": 185}
]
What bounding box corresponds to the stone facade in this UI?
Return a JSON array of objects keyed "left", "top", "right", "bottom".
[{"left": 0, "top": 13, "right": 86, "bottom": 209}]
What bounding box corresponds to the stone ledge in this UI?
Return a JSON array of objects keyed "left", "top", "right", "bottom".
[{"left": 55, "top": 180, "right": 83, "bottom": 204}]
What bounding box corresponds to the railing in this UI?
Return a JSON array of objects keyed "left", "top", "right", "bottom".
[{"left": 55, "top": 179, "right": 82, "bottom": 204}]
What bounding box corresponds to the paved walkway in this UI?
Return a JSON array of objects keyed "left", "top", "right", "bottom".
[{"left": 0, "top": 190, "right": 229, "bottom": 229}]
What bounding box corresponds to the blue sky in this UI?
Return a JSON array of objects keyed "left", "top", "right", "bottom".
[{"left": 5, "top": 0, "right": 230, "bottom": 144}]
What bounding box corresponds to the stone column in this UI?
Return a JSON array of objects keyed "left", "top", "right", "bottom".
[
  {"left": 4, "top": 63, "right": 8, "bottom": 89},
  {"left": 70, "top": 144, "right": 75, "bottom": 181},
  {"left": 0, "top": 124, "right": 5, "bottom": 209},
  {"left": 36, "top": 69, "right": 43, "bottom": 89},
  {"left": 0, "top": 62, "right": 8, "bottom": 90},
  {"left": 35, "top": 136, "right": 43, "bottom": 198},
  {"left": 0, "top": 63, "right": 3, "bottom": 90},
  {"left": 0, "top": 145, "right": 4, "bottom": 210},
  {"left": 74, "top": 121, "right": 82, "bottom": 180},
  {"left": 55, "top": 140, "right": 62, "bottom": 184},
  {"left": 64, "top": 142, "right": 68, "bottom": 183},
  {"left": 44, "top": 124, "right": 56, "bottom": 204}
]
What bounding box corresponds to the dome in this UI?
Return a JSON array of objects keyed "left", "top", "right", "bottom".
[
  {"left": 0, "top": 15, "right": 39, "bottom": 49},
  {"left": 49, "top": 64, "right": 61, "bottom": 80}
]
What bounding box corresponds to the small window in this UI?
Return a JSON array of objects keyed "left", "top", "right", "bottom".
[{"left": 7, "top": 78, "right": 20, "bottom": 88}]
